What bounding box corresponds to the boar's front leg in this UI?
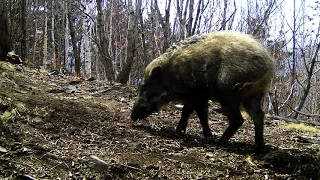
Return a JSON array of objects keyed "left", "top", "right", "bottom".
[
  {"left": 176, "top": 102, "right": 194, "bottom": 134},
  {"left": 176, "top": 98, "right": 213, "bottom": 141},
  {"left": 194, "top": 98, "right": 213, "bottom": 141},
  {"left": 217, "top": 94, "right": 244, "bottom": 146}
]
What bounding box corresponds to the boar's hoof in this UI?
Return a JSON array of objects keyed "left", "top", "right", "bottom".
[
  {"left": 205, "top": 135, "right": 214, "bottom": 143},
  {"left": 175, "top": 128, "right": 186, "bottom": 138},
  {"left": 176, "top": 127, "right": 186, "bottom": 134},
  {"left": 254, "top": 143, "right": 264, "bottom": 152},
  {"left": 216, "top": 139, "right": 227, "bottom": 147}
]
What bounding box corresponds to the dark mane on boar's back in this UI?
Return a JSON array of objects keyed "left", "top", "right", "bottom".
[{"left": 131, "top": 31, "right": 275, "bottom": 150}]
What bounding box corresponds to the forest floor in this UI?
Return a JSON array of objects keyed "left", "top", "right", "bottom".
[{"left": 0, "top": 61, "right": 320, "bottom": 179}]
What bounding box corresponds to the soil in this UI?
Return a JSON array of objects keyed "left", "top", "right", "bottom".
[{"left": 0, "top": 61, "right": 320, "bottom": 179}]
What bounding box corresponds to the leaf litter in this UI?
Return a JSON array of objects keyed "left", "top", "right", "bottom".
[{"left": 0, "top": 61, "right": 319, "bottom": 179}]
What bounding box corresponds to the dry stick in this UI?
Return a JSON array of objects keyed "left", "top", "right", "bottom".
[
  {"left": 283, "top": 103, "right": 320, "bottom": 118},
  {"left": 266, "top": 114, "right": 320, "bottom": 126}
]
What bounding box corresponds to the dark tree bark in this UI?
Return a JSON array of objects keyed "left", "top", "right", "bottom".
[
  {"left": 21, "top": 0, "right": 27, "bottom": 61},
  {"left": 292, "top": 42, "right": 320, "bottom": 119},
  {"left": 96, "top": 0, "right": 115, "bottom": 81},
  {"left": 67, "top": 0, "right": 81, "bottom": 76},
  {"left": 0, "top": 0, "right": 12, "bottom": 59},
  {"left": 187, "top": 0, "right": 194, "bottom": 36},
  {"left": 116, "top": 0, "right": 138, "bottom": 84},
  {"left": 154, "top": 0, "right": 171, "bottom": 51}
]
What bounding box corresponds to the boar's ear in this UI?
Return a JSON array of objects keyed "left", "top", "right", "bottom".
[{"left": 150, "top": 66, "right": 162, "bottom": 80}]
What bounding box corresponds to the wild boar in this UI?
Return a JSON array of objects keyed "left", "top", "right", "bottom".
[{"left": 131, "top": 31, "right": 275, "bottom": 149}]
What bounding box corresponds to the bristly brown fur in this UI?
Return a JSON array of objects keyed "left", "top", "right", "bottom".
[{"left": 133, "top": 31, "right": 275, "bottom": 149}]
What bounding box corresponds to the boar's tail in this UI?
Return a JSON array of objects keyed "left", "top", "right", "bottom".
[{"left": 235, "top": 65, "right": 275, "bottom": 99}]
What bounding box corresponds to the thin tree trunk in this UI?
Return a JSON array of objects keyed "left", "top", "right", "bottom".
[
  {"left": 82, "top": 0, "right": 91, "bottom": 77},
  {"left": 67, "top": 0, "right": 81, "bottom": 76},
  {"left": 51, "top": 0, "right": 56, "bottom": 69},
  {"left": 154, "top": 0, "right": 171, "bottom": 51},
  {"left": 150, "top": 0, "right": 157, "bottom": 60},
  {"left": 191, "top": 0, "right": 203, "bottom": 35},
  {"left": 0, "top": 0, "right": 12, "bottom": 58},
  {"left": 96, "top": 0, "right": 114, "bottom": 81},
  {"left": 31, "top": 0, "right": 38, "bottom": 65},
  {"left": 64, "top": 0, "right": 69, "bottom": 71},
  {"left": 21, "top": 0, "right": 27, "bottom": 61},
  {"left": 116, "top": 0, "right": 137, "bottom": 83},
  {"left": 187, "top": 0, "right": 194, "bottom": 36},
  {"left": 108, "top": 0, "right": 114, "bottom": 75},
  {"left": 220, "top": 0, "right": 227, "bottom": 30},
  {"left": 138, "top": 0, "right": 147, "bottom": 66},
  {"left": 293, "top": 42, "right": 320, "bottom": 119},
  {"left": 43, "top": 0, "right": 48, "bottom": 68}
]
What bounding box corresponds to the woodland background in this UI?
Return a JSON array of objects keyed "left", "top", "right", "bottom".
[{"left": 0, "top": 0, "right": 319, "bottom": 120}]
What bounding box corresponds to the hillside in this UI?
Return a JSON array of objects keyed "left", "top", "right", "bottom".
[{"left": 0, "top": 61, "right": 319, "bottom": 179}]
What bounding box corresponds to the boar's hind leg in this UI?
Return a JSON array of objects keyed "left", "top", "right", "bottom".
[
  {"left": 194, "top": 99, "right": 213, "bottom": 141},
  {"left": 176, "top": 102, "right": 194, "bottom": 134},
  {"left": 217, "top": 95, "right": 244, "bottom": 146},
  {"left": 243, "top": 95, "right": 265, "bottom": 149}
]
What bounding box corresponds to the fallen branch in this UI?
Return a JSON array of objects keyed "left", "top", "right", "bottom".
[
  {"left": 297, "top": 136, "right": 320, "bottom": 144},
  {"left": 266, "top": 114, "right": 320, "bottom": 126},
  {"left": 282, "top": 103, "right": 320, "bottom": 118}
]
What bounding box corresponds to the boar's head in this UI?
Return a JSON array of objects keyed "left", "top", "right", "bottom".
[{"left": 131, "top": 66, "right": 171, "bottom": 121}]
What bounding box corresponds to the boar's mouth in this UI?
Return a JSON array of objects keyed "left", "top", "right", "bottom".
[{"left": 131, "top": 103, "right": 159, "bottom": 121}]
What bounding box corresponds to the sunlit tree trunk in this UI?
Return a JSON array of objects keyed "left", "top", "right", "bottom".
[
  {"left": 82, "top": 0, "right": 91, "bottom": 76},
  {"left": 51, "top": 0, "right": 56, "bottom": 69},
  {"left": 64, "top": 0, "right": 69, "bottom": 71},
  {"left": 43, "top": 0, "right": 48, "bottom": 68}
]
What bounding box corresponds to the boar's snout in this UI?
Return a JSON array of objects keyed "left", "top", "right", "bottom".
[{"left": 131, "top": 103, "right": 153, "bottom": 121}]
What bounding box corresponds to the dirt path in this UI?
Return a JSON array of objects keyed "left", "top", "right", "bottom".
[{"left": 1, "top": 62, "right": 319, "bottom": 179}]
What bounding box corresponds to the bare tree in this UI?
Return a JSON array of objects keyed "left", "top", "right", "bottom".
[
  {"left": 43, "top": 0, "right": 48, "bottom": 68},
  {"left": 154, "top": 0, "right": 171, "bottom": 51},
  {"left": 96, "top": 0, "right": 114, "bottom": 81},
  {"left": 81, "top": 0, "right": 91, "bottom": 77},
  {"left": 21, "top": 0, "right": 27, "bottom": 61},
  {"left": 0, "top": 0, "right": 12, "bottom": 59},
  {"left": 117, "top": 0, "right": 138, "bottom": 83},
  {"left": 64, "top": 0, "right": 69, "bottom": 71},
  {"left": 51, "top": 0, "right": 56, "bottom": 69},
  {"left": 67, "top": 0, "right": 81, "bottom": 76}
]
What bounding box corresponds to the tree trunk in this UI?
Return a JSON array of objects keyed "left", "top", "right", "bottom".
[
  {"left": 82, "top": 0, "right": 91, "bottom": 76},
  {"left": 220, "top": 0, "right": 227, "bottom": 30},
  {"left": 154, "top": 0, "right": 171, "bottom": 51},
  {"left": 191, "top": 0, "right": 204, "bottom": 35},
  {"left": 31, "top": 0, "right": 38, "bottom": 65},
  {"left": 67, "top": 0, "right": 81, "bottom": 76},
  {"left": 176, "top": 0, "right": 186, "bottom": 40},
  {"left": 0, "top": 0, "right": 12, "bottom": 59},
  {"left": 292, "top": 42, "right": 320, "bottom": 119},
  {"left": 187, "top": 0, "right": 193, "bottom": 36},
  {"left": 51, "top": 0, "right": 56, "bottom": 69},
  {"left": 64, "top": 0, "right": 69, "bottom": 71},
  {"left": 116, "top": 0, "right": 137, "bottom": 84},
  {"left": 43, "top": 0, "right": 48, "bottom": 68},
  {"left": 96, "top": 0, "right": 114, "bottom": 81},
  {"left": 21, "top": 0, "right": 27, "bottom": 61}
]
